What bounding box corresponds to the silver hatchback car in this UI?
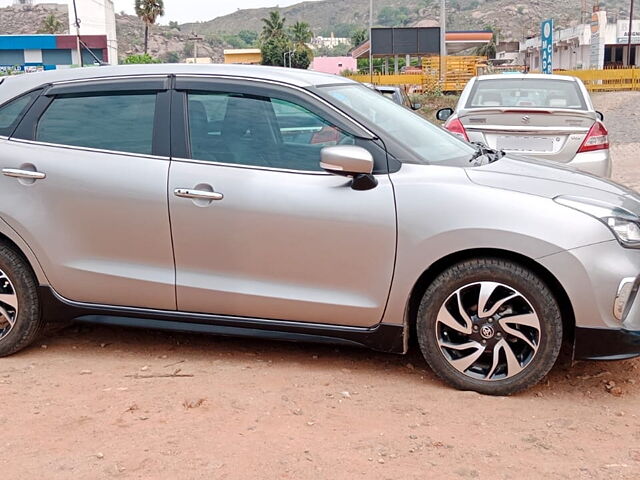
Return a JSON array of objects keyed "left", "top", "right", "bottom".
[
  {"left": 0, "top": 65, "right": 638, "bottom": 395},
  {"left": 437, "top": 74, "right": 611, "bottom": 178}
]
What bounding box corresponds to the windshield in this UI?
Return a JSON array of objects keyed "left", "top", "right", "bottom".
[
  {"left": 321, "top": 84, "right": 474, "bottom": 165},
  {"left": 466, "top": 78, "right": 587, "bottom": 110}
]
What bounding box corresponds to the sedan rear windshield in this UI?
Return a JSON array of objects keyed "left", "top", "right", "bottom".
[{"left": 466, "top": 78, "right": 587, "bottom": 110}]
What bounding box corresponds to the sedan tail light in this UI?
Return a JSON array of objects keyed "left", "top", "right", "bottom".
[
  {"left": 577, "top": 121, "right": 609, "bottom": 153},
  {"left": 444, "top": 117, "right": 469, "bottom": 141}
]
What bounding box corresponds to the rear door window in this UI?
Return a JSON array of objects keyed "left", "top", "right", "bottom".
[
  {"left": 0, "top": 90, "right": 40, "bottom": 137},
  {"left": 36, "top": 93, "right": 157, "bottom": 155}
]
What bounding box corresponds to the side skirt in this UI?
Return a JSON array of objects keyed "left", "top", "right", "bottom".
[{"left": 39, "top": 287, "right": 406, "bottom": 354}]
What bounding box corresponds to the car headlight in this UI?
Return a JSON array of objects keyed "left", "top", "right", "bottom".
[{"left": 554, "top": 195, "right": 640, "bottom": 248}]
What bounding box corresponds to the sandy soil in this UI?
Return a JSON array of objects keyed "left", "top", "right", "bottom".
[{"left": 2, "top": 92, "right": 640, "bottom": 480}]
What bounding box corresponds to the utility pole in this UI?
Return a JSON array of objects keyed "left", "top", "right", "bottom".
[
  {"left": 369, "top": 0, "right": 373, "bottom": 82},
  {"left": 628, "top": 0, "right": 635, "bottom": 67},
  {"left": 439, "top": 0, "right": 446, "bottom": 82},
  {"left": 72, "top": 0, "right": 82, "bottom": 66},
  {"left": 189, "top": 34, "right": 203, "bottom": 63}
]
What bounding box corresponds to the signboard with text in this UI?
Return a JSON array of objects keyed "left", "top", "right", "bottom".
[
  {"left": 616, "top": 20, "right": 640, "bottom": 44},
  {"left": 541, "top": 19, "right": 553, "bottom": 74},
  {"left": 590, "top": 11, "right": 606, "bottom": 69}
]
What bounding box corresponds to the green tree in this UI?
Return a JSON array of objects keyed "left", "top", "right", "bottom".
[
  {"left": 238, "top": 30, "right": 259, "bottom": 47},
  {"left": 260, "top": 10, "right": 290, "bottom": 67},
  {"left": 290, "top": 48, "right": 312, "bottom": 69},
  {"left": 351, "top": 28, "right": 367, "bottom": 48},
  {"left": 168, "top": 20, "right": 180, "bottom": 30},
  {"left": 289, "top": 21, "right": 313, "bottom": 47},
  {"left": 378, "top": 6, "right": 411, "bottom": 26},
  {"left": 123, "top": 53, "right": 161, "bottom": 64},
  {"left": 260, "top": 10, "right": 286, "bottom": 41},
  {"left": 38, "top": 14, "right": 64, "bottom": 34},
  {"left": 134, "top": 0, "right": 165, "bottom": 54},
  {"left": 475, "top": 28, "right": 499, "bottom": 59},
  {"left": 261, "top": 34, "right": 292, "bottom": 67},
  {"left": 162, "top": 51, "right": 181, "bottom": 63}
]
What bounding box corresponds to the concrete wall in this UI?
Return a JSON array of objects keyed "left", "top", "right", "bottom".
[{"left": 309, "top": 56, "right": 357, "bottom": 75}]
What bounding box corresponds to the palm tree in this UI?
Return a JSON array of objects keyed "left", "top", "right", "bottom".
[
  {"left": 134, "top": 0, "right": 165, "bottom": 55},
  {"left": 261, "top": 11, "right": 286, "bottom": 41},
  {"left": 38, "top": 14, "right": 63, "bottom": 34},
  {"left": 351, "top": 28, "right": 367, "bottom": 48},
  {"left": 289, "top": 21, "right": 313, "bottom": 47},
  {"left": 475, "top": 28, "right": 499, "bottom": 59}
]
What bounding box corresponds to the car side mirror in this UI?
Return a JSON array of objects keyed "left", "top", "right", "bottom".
[
  {"left": 436, "top": 108, "right": 454, "bottom": 121},
  {"left": 412, "top": 103, "right": 422, "bottom": 111},
  {"left": 320, "top": 145, "right": 377, "bottom": 191},
  {"left": 596, "top": 111, "right": 604, "bottom": 121}
]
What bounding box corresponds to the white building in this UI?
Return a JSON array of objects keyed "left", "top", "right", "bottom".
[
  {"left": 66, "top": 0, "right": 118, "bottom": 65},
  {"left": 520, "top": 10, "right": 640, "bottom": 70},
  {"left": 309, "top": 34, "right": 351, "bottom": 50}
]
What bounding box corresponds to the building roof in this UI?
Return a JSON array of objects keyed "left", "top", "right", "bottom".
[
  {"left": 223, "top": 49, "right": 262, "bottom": 55},
  {"left": 0, "top": 64, "right": 355, "bottom": 103}
]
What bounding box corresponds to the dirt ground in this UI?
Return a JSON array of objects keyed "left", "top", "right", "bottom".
[{"left": 3, "top": 93, "right": 640, "bottom": 480}]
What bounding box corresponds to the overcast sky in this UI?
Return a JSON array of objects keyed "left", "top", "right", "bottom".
[{"left": 0, "top": 0, "right": 322, "bottom": 24}]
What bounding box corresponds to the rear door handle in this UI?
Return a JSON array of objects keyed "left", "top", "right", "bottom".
[
  {"left": 174, "top": 188, "right": 224, "bottom": 201},
  {"left": 2, "top": 168, "right": 46, "bottom": 180}
]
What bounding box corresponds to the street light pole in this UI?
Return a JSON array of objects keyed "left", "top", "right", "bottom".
[
  {"left": 439, "top": 0, "right": 446, "bottom": 82},
  {"left": 72, "top": 0, "right": 83, "bottom": 67},
  {"left": 369, "top": 0, "right": 373, "bottom": 82},
  {"left": 628, "top": 0, "right": 635, "bottom": 67}
]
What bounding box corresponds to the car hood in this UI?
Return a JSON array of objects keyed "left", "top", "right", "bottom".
[{"left": 465, "top": 155, "right": 640, "bottom": 214}]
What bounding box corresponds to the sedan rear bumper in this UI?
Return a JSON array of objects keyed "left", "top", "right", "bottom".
[{"left": 566, "top": 149, "right": 611, "bottom": 178}]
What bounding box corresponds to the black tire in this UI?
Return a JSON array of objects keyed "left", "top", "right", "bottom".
[
  {"left": 0, "top": 243, "right": 44, "bottom": 357},
  {"left": 417, "top": 257, "right": 563, "bottom": 396}
]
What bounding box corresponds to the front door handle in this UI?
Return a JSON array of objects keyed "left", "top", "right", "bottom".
[
  {"left": 2, "top": 168, "right": 46, "bottom": 180},
  {"left": 174, "top": 188, "right": 224, "bottom": 201}
]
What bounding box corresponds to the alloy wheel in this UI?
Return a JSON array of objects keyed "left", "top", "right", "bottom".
[
  {"left": 0, "top": 268, "right": 18, "bottom": 341},
  {"left": 435, "top": 281, "right": 541, "bottom": 381}
]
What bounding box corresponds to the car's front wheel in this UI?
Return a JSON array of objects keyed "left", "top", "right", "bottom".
[
  {"left": 0, "top": 243, "right": 44, "bottom": 357},
  {"left": 417, "top": 258, "right": 563, "bottom": 396}
]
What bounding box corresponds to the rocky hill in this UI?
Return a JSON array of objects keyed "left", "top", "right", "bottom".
[
  {"left": 0, "top": 0, "right": 634, "bottom": 62},
  {"left": 180, "top": 0, "right": 632, "bottom": 42},
  {"left": 0, "top": 3, "right": 68, "bottom": 35}
]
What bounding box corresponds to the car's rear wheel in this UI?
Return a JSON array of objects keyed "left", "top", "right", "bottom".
[
  {"left": 0, "top": 244, "right": 43, "bottom": 357},
  {"left": 417, "top": 258, "right": 563, "bottom": 396}
]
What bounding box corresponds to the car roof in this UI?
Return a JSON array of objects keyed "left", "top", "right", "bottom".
[
  {"left": 474, "top": 73, "right": 578, "bottom": 82},
  {"left": 0, "top": 64, "right": 356, "bottom": 104}
]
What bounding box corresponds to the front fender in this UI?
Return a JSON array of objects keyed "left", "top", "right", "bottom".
[{"left": 381, "top": 163, "right": 612, "bottom": 328}]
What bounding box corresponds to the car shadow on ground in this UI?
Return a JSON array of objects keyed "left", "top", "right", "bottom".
[{"left": 26, "top": 322, "right": 640, "bottom": 399}]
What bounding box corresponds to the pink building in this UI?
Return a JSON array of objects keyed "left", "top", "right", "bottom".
[{"left": 309, "top": 56, "right": 357, "bottom": 75}]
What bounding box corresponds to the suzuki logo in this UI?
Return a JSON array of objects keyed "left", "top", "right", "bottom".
[{"left": 521, "top": 115, "right": 531, "bottom": 124}]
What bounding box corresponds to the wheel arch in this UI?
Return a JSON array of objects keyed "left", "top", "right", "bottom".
[
  {"left": 0, "top": 222, "right": 48, "bottom": 285},
  {"left": 405, "top": 248, "right": 575, "bottom": 347}
]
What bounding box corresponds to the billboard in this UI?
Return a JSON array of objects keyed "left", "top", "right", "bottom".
[
  {"left": 541, "top": 19, "right": 553, "bottom": 74},
  {"left": 371, "top": 27, "right": 440, "bottom": 56}
]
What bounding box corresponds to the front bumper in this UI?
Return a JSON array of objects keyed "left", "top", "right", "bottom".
[
  {"left": 575, "top": 327, "right": 640, "bottom": 360},
  {"left": 537, "top": 240, "right": 640, "bottom": 360}
]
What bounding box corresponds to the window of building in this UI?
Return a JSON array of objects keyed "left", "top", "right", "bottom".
[{"left": 36, "top": 93, "right": 156, "bottom": 155}]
